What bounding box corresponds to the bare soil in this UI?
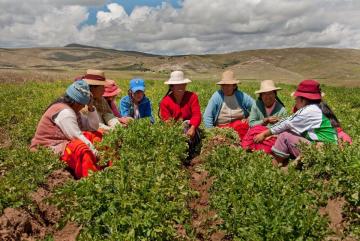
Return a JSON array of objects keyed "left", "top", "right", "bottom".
[{"left": 0, "top": 169, "right": 80, "bottom": 241}]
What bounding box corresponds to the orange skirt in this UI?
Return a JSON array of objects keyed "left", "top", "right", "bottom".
[{"left": 61, "top": 131, "right": 103, "bottom": 179}]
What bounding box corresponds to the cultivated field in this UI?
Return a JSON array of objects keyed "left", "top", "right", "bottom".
[{"left": 0, "top": 76, "right": 359, "bottom": 240}]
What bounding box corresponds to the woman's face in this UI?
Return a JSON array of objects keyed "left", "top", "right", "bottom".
[
  {"left": 295, "top": 96, "right": 307, "bottom": 109},
  {"left": 171, "top": 84, "right": 187, "bottom": 93},
  {"left": 132, "top": 90, "right": 144, "bottom": 103},
  {"left": 221, "top": 84, "right": 236, "bottom": 96},
  {"left": 171, "top": 84, "right": 187, "bottom": 99},
  {"left": 72, "top": 102, "right": 85, "bottom": 112},
  {"left": 90, "top": 85, "right": 105, "bottom": 98},
  {"left": 261, "top": 91, "right": 276, "bottom": 107}
]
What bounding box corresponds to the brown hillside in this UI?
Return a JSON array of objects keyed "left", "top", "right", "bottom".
[{"left": 0, "top": 46, "right": 359, "bottom": 86}]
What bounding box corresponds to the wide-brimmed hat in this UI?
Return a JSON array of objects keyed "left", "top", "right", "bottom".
[
  {"left": 255, "top": 80, "right": 282, "bottom": 94},
  {"left": 103, "top": 80, "right": 121, "bottom": 97},
  {"left": 216, "top": 70, "right": 239, "bottom": 85},
  {"left": 164, "top": 71, "right": 192, "bottom": 85},
  {"left": 130, "top": 78, "right": 145, "bottom": 92},
  {"left": 83, "top": 69, "right": 111, "bottom": 86},
  {"left": 291, "top": 79, "right": 325, "bottom": 100},
  {"left": 66, "top": 80, "right": 91, "bottom": 105}
]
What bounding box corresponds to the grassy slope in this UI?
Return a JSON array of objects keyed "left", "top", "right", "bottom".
[{"left": 1, "top": 47, "right": 360, "bottom": 86}]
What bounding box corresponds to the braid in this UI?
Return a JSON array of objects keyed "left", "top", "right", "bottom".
[{"left": 158, "top": 86, "right": 173, "bottom": 119}]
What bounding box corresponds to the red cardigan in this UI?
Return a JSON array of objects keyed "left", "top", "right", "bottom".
[{"left": 159, "top": 91, "right": 202, "bottom": 128}]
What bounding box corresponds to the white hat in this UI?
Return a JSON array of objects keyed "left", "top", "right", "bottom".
[
  {"left": 216, "top": 70, "right": 239, "bottom": 85},
  {"left": 255, "top": 80, "right": 282, "bottom": 94},
  {"left": 164, "top": 71, "right": 192, "bottom": 85}
]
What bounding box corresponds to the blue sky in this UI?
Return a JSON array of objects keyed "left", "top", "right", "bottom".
[{"left": 86, "top": 0, "right": 182, "bottom": 25}]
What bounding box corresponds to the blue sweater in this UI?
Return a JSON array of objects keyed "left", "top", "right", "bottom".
[
  {"left": 203, "top": 90, "right": 255, "bottom": 128},
  {"left": 119, "top": 95, "right": 154, "bottom": 123}
]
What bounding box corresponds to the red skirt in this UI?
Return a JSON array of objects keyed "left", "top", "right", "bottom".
[
  {"left": 61, "top": 131, "right": 103, "bottom": 179},
  {"left": 218, "top": 120, "right": 249, "bottom": 140},
  {"left": 241, "top": 125, "right": 276, "bottom": 154}
]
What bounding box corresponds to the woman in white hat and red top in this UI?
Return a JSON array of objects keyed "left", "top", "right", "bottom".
[
  {"left": 254, "top": 79, "right": 340, "bottom": 166},
  {"left": 203, "top": 70, "right": 254, "bottom": 140},
  {"left": 241, "top": 80, "right": 287, "bottom": 153},
  {"left": 31, "top": 80, "right": 109, "bottom": 179},
  {"left": 81, "top": 69, "right": 122, "bottom": 131},
  {"left": 159, "top": 70, "right": 202, "bottom": 158}
]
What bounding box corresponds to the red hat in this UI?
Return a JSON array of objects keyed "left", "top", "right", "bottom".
[
  {"left": 103, "top": 80, "right": 121, "bottom": 97},
  {"left": 292, "top": 79, "right": 324, "bottom": 100}
]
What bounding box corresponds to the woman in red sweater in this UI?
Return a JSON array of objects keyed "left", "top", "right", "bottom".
[{"left": 159, "top": 70, "right": 202, "bottom": 160}]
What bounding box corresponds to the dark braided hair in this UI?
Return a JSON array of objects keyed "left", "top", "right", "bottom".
[
  {"left": 303, "top": 98, "right": 340, "bottom": 128},
  {"left": 158, "top": 85, "right": 173, "bottom": 119}
]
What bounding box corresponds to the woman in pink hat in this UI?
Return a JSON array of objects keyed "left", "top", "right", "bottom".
[
  {"left": 103, "top": 80, "right": 122, "bottom": 118},
  {"left": 254, "top": 79, "right": 342, "bottom": 166}
]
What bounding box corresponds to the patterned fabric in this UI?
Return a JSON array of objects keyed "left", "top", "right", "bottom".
[{"left": 61, "top": 131, "right": 102, "bottom": 179}]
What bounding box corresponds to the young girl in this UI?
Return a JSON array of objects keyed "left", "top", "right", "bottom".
[
  {"left": 254, "top": 79, "right": 338, "bottom": 165},
  {"left": 119, "top": 78, "right": 154, "bottom": 124}
]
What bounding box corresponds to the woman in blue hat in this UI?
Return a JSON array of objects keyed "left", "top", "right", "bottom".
[
  {"left": 31, "top": 80, "right": 110, "bottom": 179},
  {"left": 119, "top": 78, "right": 154, "bottom": 123}
]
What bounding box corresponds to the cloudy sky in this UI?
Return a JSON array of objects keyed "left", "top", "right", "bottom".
[{"left": 1, "top": 0, "right": 359, "bottom": 55}]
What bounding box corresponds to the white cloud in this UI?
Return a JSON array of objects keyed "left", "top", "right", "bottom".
[{"left": 0, "top": 0, "right": 360, "bottom": 54}]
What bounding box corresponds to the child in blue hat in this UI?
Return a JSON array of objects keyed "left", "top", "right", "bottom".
[{"left": 119, "top": 78, "right": 154, "bottom": 123}]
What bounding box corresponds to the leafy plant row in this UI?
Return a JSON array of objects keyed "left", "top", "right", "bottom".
[
  {"left": 201, "top": 129, "right": 360, "bottom": 240},
  {"left": 51, "top": 120, "right": 195, "bottom": 240}
]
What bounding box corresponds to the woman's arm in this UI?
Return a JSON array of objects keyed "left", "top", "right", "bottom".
[{"left": 54, "top": 109, "right": 98, "bottom": 155}]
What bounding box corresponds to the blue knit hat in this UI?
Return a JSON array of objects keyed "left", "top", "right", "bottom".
[{"left": 66, "top": 80, "right": 91, "bottom": 105}]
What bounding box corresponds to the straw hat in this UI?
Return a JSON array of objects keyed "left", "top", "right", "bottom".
[
  {"left": 103, "top": 80, "right": 121, "bottom": 97},
  {"left": 255, "top": 80, "right": 282, "bottom": 94},
  {"left": 291, "top": 79, "right": 325, "bottom": 100},
  {"left": 164, "top": 71, "right": 192, "bottom": 85},
  {"left": 216, "top": 70, "right": 239, "bottom": 85},
  {"left": 83, "top": 69, "right": 111, "bottom": 86}
]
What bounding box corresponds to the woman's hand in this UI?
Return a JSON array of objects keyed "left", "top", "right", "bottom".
[
  {"left": 186, "top": 125, "right": 196, "bottom": 138},
  {"left": 254, "top": 129, "right": 271, "bottom": 143},
  {"left": 268, "top": 116, "right": 280, "bottom": 124},
  {"left": 241, "top": 118, "right": 249, "bottom": 124},
  {"left": 88, "top": 96, "right": 95, "bottom": 112},
  {"left": 118, "top": 117, "right": 133, "bottom": 125}
]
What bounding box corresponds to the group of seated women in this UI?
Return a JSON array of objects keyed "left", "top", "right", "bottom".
[{"left": 30, "top": 69, "right": 352, "bottom": 178}]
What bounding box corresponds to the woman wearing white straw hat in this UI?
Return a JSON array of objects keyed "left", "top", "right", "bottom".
[
  {"left": 203, "top": 70, "right": 254, "bottom": 140},
  {"left": 241, "top": 80, "right": 287, "bottom": 154},
  {"left": 159, "top": 70, "right": 202, "bottom": 160}
]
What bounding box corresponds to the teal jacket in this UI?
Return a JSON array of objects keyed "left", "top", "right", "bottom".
[
  {"left": 249, "top": 99, "right": 287, "bottom": 127},
  {"left": 203, "top": 90, "right": 255, "bottom": 128}
]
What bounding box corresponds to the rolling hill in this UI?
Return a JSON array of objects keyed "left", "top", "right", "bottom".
[{"left": 0, "top": 45, "right": 359, "bottom": 86}]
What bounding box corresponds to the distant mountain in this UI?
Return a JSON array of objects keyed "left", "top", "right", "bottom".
[
  {"left": 0, "top": 46, "right": 359, "bottom": 86},
  {"left": 64, "top": 43, "right": 101, "bottom": 49}
]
